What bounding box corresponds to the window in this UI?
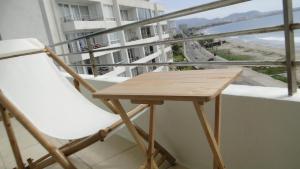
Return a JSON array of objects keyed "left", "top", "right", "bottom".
[
  {"left": 125, "top": 29, "right": 138, "bottom": 42},
  {"left": 138, "top": 8, "right": 152, "bottom": 20},
  {"left": 84, "top": 59, "right": 93, "bottom": 75},
  {"left": 131, "top": 67, "right": 143, "bottom": 76},
  {"left": 71, "top": 5, "right": 81, "bottom": 20},
  {"left": 58, "top": 3, "right": 90, "bottom": 22},
  {"left": 103, "top": 4, "right": 115, "bottom": 21},
  {"left": 65, "top": 32, "right": 91, "bottom": 52},
  {"left": 162, "top": 25, "right": 168, "bottom": 34},
  {"left": 109, "top": 32, "right": 120, "bottom": 44},
  {"left": 128, "top": 48, "right": 139, "bottom": 62},
  {"left": 145, "top": 46, "right": 154, "bottom": 56},
  {"left": 59, "top": 4, "right": 71, "bottom": 21},
  {"left": 79, "top": 6, "right": 90, "bottom": 20},
  {"left": 141, "top": 26, "right": 152, "bottom": 38},
  {"left": 120, "top": 10, "right": 129, "bottom": 21},
  {"left": 113, "top": 51, "right": 122, "bottom": 63}
]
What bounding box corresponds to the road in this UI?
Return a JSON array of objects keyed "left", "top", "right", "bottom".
[{"left": 182, "top": 37, "right": 286, "bottom": 87}]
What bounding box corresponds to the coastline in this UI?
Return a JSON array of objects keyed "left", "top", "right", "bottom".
[
  {"left": 216, "top": 38, "right": 300, "bottom": 61},
  {"left": 213, "top": 38, "right": 300, "bottom": 84}
]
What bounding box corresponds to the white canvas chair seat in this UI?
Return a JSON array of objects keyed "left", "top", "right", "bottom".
[{"left": 0, "top": 39, "right": 120, "bottom": 140}]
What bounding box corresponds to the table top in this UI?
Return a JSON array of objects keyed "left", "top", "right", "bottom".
[{"left": 93, "top": 68, "right": 242, "bottom": 102}]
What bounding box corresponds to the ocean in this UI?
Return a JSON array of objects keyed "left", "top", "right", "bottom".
[{"left": 204, "top": 11, "right": 300, "bottom": 48}]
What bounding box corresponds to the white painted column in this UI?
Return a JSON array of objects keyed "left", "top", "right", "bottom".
[
  {"left": 107, "top": 53, "right": 115, "bottom": 70},
  {"left": 154, "top": 4, "right": 168, "bottom": 71},
  {"left": 41, "top": 0, "right": 71, "bottom": 64},
  {"left": 113, "top": 0, "right": 132, "bottom": 77}
]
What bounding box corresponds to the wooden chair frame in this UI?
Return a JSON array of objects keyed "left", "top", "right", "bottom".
[{"left": 0, "top": 48, "right": 176, "bottom": 169}]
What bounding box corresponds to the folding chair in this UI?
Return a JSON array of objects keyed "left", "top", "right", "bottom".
[{"left": 0, "top": 38, "right": 175, "bottom": 169}]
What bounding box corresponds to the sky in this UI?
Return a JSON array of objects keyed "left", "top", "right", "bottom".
[{"left": 151, "top": 0, "right": 300, "bottom": 19}]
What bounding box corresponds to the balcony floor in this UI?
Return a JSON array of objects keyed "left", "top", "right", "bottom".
[{"left": 0, "top": 118, "right": 186, "bottom": 169}]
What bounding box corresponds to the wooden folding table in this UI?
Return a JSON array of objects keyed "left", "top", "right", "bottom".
[{"left": 93, "top": 68, "right": 242, "bottom": 169}]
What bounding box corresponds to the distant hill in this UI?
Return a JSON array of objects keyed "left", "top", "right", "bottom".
[{"left": 176, "top": 7, "right": 300, "bottom": 28}]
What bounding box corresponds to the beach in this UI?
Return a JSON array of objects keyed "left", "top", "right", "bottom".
[
  {"left": 213, "top": 39, "right": 300, "bottom": 84},
  {"left": 216, "top": 39, "right": 300, "bottom": 61}
]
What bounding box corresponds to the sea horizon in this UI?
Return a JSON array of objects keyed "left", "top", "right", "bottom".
[{"left": 203, "top": 10, "right": 300, "bottom": 48}]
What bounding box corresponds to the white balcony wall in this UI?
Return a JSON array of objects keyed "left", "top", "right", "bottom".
[
  {"left": 62, "top": 20, "right": 117, "bottom": 32},
  {"left": 66, "top": 76, "right": 300, "bottom": 169},
  {"left": 117, "top": 0, "right": 156, "bottom": 10},
  {"left": 127, "top": 36, "right": 159, "bottom": 47},
  {"left": 121, "top": 21, "right": 136, "bottom": 25}
]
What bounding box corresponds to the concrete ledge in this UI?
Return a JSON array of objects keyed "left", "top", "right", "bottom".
[{"left": 224, "top": 84, "right": 300, "bottom": 102}]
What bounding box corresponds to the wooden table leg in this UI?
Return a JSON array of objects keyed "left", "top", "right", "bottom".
[
  {"left": 193, "top": 101, "right": 226, "bottom": 169},
  {"left": 147, "top": 105, "right": 155, "bottom": 169},
  {"left": 214, "top": 95, "right": 222, "bottom": 169},
  {"left": 109, "top": 100, "right": 158, "bottom": 169}
]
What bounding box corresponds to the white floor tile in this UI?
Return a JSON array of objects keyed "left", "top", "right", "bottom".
[
  {"left": 76, "top": 135, "right": 135, "bottom": 166},
  {"left": 91, "top": 146, "right": 145, "bottom": 169},
  {"left": 0, "top": 119, "right": 187, "bottom": 169}
]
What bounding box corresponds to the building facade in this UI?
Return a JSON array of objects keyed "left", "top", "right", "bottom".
[
  {"left": 6, "top": 0, "right": 174, "bottom": 77},
  {"left": 0, "top": 0, "right": 173, "bottom": 77}
]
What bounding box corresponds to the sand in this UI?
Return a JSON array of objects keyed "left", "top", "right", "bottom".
[
  {"left": 216, "top": 39, "right": 300, "bottom": 83},
  {"left": 217, "top": 39, "right": 300, "bottom": 61}
]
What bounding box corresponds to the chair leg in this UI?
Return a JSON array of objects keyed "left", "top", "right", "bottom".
[
  {"left": 0, "top": 91, "right": 77, "bottom": 169},
  {"left": 0, "top": 105, "right": 25, "bottom": 169}
]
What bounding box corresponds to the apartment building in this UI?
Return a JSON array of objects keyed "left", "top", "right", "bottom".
[
  {"left": 0, "top": 0, "right": 173, "bottom": 77},
  {"left": 2, "top": 0, "right": 172, "bottom": 78}
]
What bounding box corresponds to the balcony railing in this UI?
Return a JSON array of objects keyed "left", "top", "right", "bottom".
[
  {"left": 45, "top": 0, "right": 299, "bottom": 95},
  {"left": 68, "top": 42, "right": 109, "bottom": 53},
  {"left": 62, "top": 15, "right": 103, "bottom": 23}
]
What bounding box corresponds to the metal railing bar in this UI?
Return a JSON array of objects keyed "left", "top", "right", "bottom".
[
  {"left": 86, "top": 37, "right": 98, "bottom": 77},
  {"left": 291, "top": 23, "right": 300, "bottom": 29},
  {"left": 283, "top": 0, "right": 297, "bottom": 95},
  {"left": 50, "top": 0, "right": 250, "bottom": 47},
  {"left": 57, "top": 23, "right": 300, "bottom": 57},
  {"left": 68, "top": 61, "right": 300, "bottom": 67}
]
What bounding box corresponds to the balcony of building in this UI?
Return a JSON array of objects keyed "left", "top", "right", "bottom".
[
  {"left": 141, "top": 26, "right": 155, "bottom": 39},
  {"left": 124, "top": 28, "right": 140, "bottom": 42},
  {"left": 62, "top": 20, "right": 117, "bottom": 32},
  {"left": 137, "top": 7, "right": 154, "bottom": 21},
  {"left": 131, "top": 67, "right": 145, "bottom": 76},
  {"left": 2, "top": 74, "right": 299, "bottom": 169},
  {"left": 59, "top": 2, "right": 118, "bottom": 31},
  {"left": 2, "top": 0, "right": 299, "bottom": 168},
  {"left": 66, "top": 32, "right": 110, "bottom": 53},
  {"left": 147, "top": 58, "right": 160, "bottom": 72},
  {"left": 108, "top": 31, "right": 121, "bottom": 45},
  {"left": 144, "top": 45, "right": 156, "bottom": 56},
  {"left": 80, "top": 54, "right": 115, "bottom": 76},
  {"left": 128, "top": 47, "right": 143, "bottom": 63},
  {"left": 120, "top": 5, "right": 138, "bottom": 22}
]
